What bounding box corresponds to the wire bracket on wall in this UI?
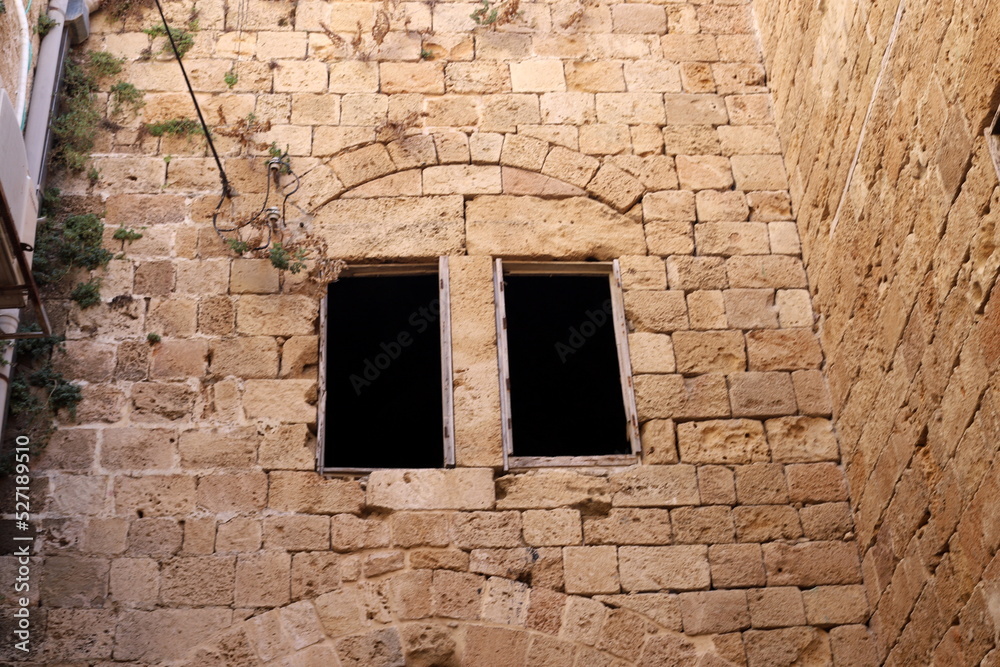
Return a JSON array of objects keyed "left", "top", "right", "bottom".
[{"left": 151, "top": 0, "right": 301, "bottom": 257}]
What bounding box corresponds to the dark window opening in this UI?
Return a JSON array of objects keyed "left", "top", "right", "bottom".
[
  {"left": 324, "top": 273, "right": 445, "bottom": 469},
  {"left": 504, "top": 274, "right": 631, "bottom": 457}
]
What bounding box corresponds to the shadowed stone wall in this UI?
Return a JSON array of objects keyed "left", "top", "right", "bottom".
[
  {"left": 1, "top": 0, "right": 875, "bottom": 663},
  {"left": 752, "top": 0, "right": 1000, "bottom": 663}
]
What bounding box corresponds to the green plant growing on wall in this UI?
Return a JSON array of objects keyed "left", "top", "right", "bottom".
[
  {"left": 112, "top": 226, "right": 144, "bottom": 243},
  {"left": 36, "top": 14, "right": 57, "bottom": 36},
  {"left": 147, "top": 332, "right": 162, "bottom": 344},
  {"left": 32, "top": 212, "right": 113, "bottom": 287},
  {"left": 145, "top": 118, "right": 204, "bottom": 137},
  {"left": 109, "top": 81, "right": 145, "bottom": 117},
  {"left": 70, "top": 278, "right": 102, "bottom": 309},
  {"left": 224, "top": 68, "right": 238, "bottom": 88},
  {"left": 268, "top": 242, "right": 307, "bottom": 274},
  {"left": 143, "top": 18, "right": 197, "bottom": 58},
  {"left": 470, "top": 0, "right": 520, "bottom": 26}
]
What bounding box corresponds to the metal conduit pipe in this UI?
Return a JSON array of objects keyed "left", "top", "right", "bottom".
[{"left": 0, "top": 0, "right": 95, "bottom": 440}]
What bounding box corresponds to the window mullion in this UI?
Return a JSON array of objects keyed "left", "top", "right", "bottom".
[
  {"left": 611, "top": 260, "right": 642, "bottom": 456},
  {"left": 440, "top": 256, "right": 456, "bottom": 467},
  {"left": 493, "top": 258, "right": 513, "bottom": 469}
]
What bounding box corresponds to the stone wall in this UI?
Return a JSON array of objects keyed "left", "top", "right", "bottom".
[
  {"left": 751, "top": 0, "right": 1000, "bottom": 663},
  {"left": 3, "top": 0, "right": 874, "bottom": 663}
]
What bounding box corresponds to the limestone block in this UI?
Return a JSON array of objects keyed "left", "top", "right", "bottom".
[
  {"left": 540, "top": 92, "right": 596, "bottom": 124},
  {"left": 315, "top": 588, "right": 365, "bottom": 638},
  {"left": 113, "top": 609, "right": 233, "bottom": 662},
  {"left": 83, "top": 519, "right": 129, "bottom": 555},
  {"left": 147, "top": 298, "right": 198, "bottom": 336},
  {"left": 269, "top": 471, "right": 365, "bottom": 514},
  {"left": 624, "top": 290, "right": 688, "bottom": 332},
  {"left": 664, "top": 94, "right": 728, "bottom": 125},
  {"left": 561, "top": 595, "right": 607, "bottom": 644},
  {"left": 710, "top": 543, "right": 766, "bottom": 588},
  {"left": 762, "top": 541, "right": 862, "bottom": 587},
  {"left": 695, "top": 190, "right": 750, "bottom": 221},
  {"left": 380, "top": 62, "right": 444, "bottom": 94},
  {"left": 502, "top": 167, "right": 587, "bottom": 196},
  {"left": 106, "top": 194, "right": 185, "bottom": 226},
  {"left": 717, "top": 125, "right": 782, "bottom": 156},
  {"left": 639, "top": 419, "right": 678, "bottom": 464},
  {"left": 41, "top": 556, "right": 109, "bottom": 607},
  {"left": 800, "top": 502, "right": 852, "bottom": 541},
  {"left": 747, "top": 191, "right": 792, "bottom": 220},
  {"left": 470, "top": 132, "right": 504, "bottom": 163},
  {"left": 367, "top": 468, "right": 495, "bottom": 510},
  {"left": 235, "top": 552, "right": 292, "bottom": 607},
  {"left": 624, "top": 61, "right": 681, "bottom": 93},
  {"left": 130, "top": 382, "right": 196, "bottom": 423},
  {"left": 728, "top": 372, "right": 797, "bottom": 417},
  {"left": 52, "top": 340, "right": 115, "bottom": 383},
  {"left": 687, "top": 290, "right": 727, "bottom": 329},
  {"left": 801, "top": 585, "right": 869, "bottom": 626},
  {"left": 696, "top": 222, "right": 771, "bottom": 257},
  {"left": 387, "top": 135, "right": 437, "bottom": 170},
  {"left": 197, "top": 471, "right": 268, "bottom": 511},
  {"left": 453, "top": 511, "right": 521, "bottom": 548},
  {"left": 629, "top": 332, "right": 675, "bottom": 373},
  {"left": 785, "top": 463, "right": 848, "bottom": 503},
  {"left": 584, "top": 508, "right": 672, "bottom": 545},
  {"left": 102, "top": 428, "right": 177, "bottom": 471},
  {"left": 791, "top": 370, "right": 833, "bottom": 416},
  {"left": 672, "top": 330, "right": 746, "bottom": 374},
  {"left": 363, "top": 551, "right": 405, "bottom": 577},
  {"left": 681, "top": 62, "right": 716, "bottom": 94},
  {"left": 497, "top": 470, "right": 610, "bottom": 509},
  {"left": 698, "top": 465, "right": 736, "bottom": 505},
  {"left": 38, "top": 429, "right": 96, "bottom": 471},
  {"left": 645, "top": 221, "right": 695, "bottom": 255},
  {"left": 632, "top": 124, "right": 665, "bottom": 155},
  {"left": 727, "top": 256, "right": 807, "bottom": 291},
  {"left": 676, "top": 155, "right": 734, "bottom": 190},
  {"left": 243, "top": 380, "right": 317, "bottom": 423},
  {"left": 149, "top": 339, "right": 208, "bottom": 380},
  {"left": 667, "top": 256, "right": 728, "bottom": 290},
  {"left": 209, "top": 336, "right": 279, "bottom": 380},
  {"left": 447, "top": 62, "right": 511, "bottom": 94},
  {"left": 469, "top": 547, "right": 535, "bottom": 579},
  {"left": 541, "top": 146, "right": 601, "bottom": 187},
  {"left": 290, "top": 94, "right": 342, "bottom": 126},
  {"left": 724, "top": 288, "right": 779, "bottom": 329},
  {"left": 230, "top": 259, "right": 280, "bottom": 294},
  {"left": 679, "top": 590, "right": 749, "bottom": 634},
  {"left": 160, "top": 556, "right": 235, "bottom": 605},
  {"left": 586, "top": 163, "right": 645, "bottom": 211},
  {"left": 110, "top": 558, "right": 160, "bottom": 606},
  {"left": 291, "top": 551, "right": 341, "bottom": 599},
  {"left": 595, "top": 92, "right": 666, "bottom": 126},
  {"left": 432, "top": 569, "right": 485, "bottom": 620},
  {"left": 746, "top": 329, "right": 823, "bottom": 371},
  {"left": 480, "top": 576, "right": 529, "bottom": 626},
  {"left": 733, "top": 505, "right": 803, "bottom": 542},
  {"left": 633, "top": 373, "right": 730, "bottom": 420},
  {"left": 236, "top": 295, "right": 317, "bottom": 336},
  {"left": 643, "top": 191, "right": 697, "bottom": 223},
  {"left": 565, "top": 61, "right": 625, "bottom": 93},
  {"left": 676, "top": 419, "right": 769, "bottom": 464},
  {"left": 672, "top": 505, "right": 735, "bottom": 544},
  {"left": 264, "top": 515, "right": 331, "bottom": 551},
  {"left": 388, "top": 512, "right": 451, "bottom": 548},
  {"left": 764, "top": 416, "right": 839, "bottom": 462},
  {"left": 199, "top": 297, "right": 235, "bottom": 337},
  {"left": 425, "top": 95, "right": 479, "bottom": 127},
  {"left": 661, "top": 34, "right": 719, "bottom": 62},
  {"left": 746, "top": 587, "right": 806, "bottom": 629},
  {"left": 734, "top": 463, "right": 789, "bottom": 504},
  {"left": 522, "top": 509, "right": 582, "bottom": 546},
  {"left": 330, "top": 144, "right": 395, "bottom": 188},
  {"left": 731, "top": 154, "right": 788, "bottom": 190},
  {"left": 500, "top": 133, "right": 549, "bottom": 171},
  {"left": 176, "top": 259, "right": 229, "bottom": 295},
  {"left": 564, "top": 546, "right": 620, "bottom": 595},
  {"left": 619, "top": 546, "right": 710, "bottom": 592},
  {"left": 480, "top": 94, "right": 540, "bottom": 132},
  {"left": 216, "top": 518, "right": 262, "bottom": 553},
  {"left": 312, "top": 196, "right": 465, "bottom": 260},
  {"left": 178, "top": 427, "right": 258, "bottom": 468},
  {"left": 466, "top": 195, "right": 646, "bottom": 259},
  {"left": 313, "top": 127, "right": 376, "bottom": 157},
  {"left": 126, "top": 518, "right": 183, "bottom": 557},
  {"left": 775, "top": 289, "right": 814, "bottom": 328},
  {"left": 611, "top": 4, "right": 667, "bottom": 33},
  {"left": 409, "top": 547, "right": 470, "bottom": 571},
  {"left": 510, "top": 60, "right": 566, "bottom": 92},
  {"left": 579, "top": 123, "right": 631, "bottom": 154},
  {"left": 464, "top": 626, "right": 529, "bottom": 665},
  {"left": 830, "top": 625, "right": 877, "bottom": 666},
  {"left": 610, "top": 465, "right": 699, "bottom": 506},
  {"left": 423, "top": 165, "right": 501, "bottom": 194}
]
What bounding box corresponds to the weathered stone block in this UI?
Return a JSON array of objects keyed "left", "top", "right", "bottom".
[
  {"left": 522, "top": 509, "right": 582, "bottom": 546},
  {"left": 762, "top": 541, "right": 862, "bottom": 587},
  {"left": 269, "top": 472, "right": 364, "bottom": 514},
  {"left": 610, "top": 465, "right": 700, "bottom": 506},
  {"left": 619, "top": 546, "right": 710, "bottom": 592},
  {"left": 679, "top": 590, "right": 749, "bottom": 634},
  {"left": 367, "top": 468, "right": 495, "bottom": 510},
  {"left": 564, "top": 546, "right": 620, "bottom": 594},
  {"left": 639, "top": 419, "right": 679, "bottom": 464}
]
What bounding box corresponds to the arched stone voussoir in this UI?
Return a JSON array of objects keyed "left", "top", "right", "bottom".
[{"left": 177, "top": 570, "right": 740, "bottom": 667}]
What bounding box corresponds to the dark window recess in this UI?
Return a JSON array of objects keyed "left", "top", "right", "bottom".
[
  {"left": 504, "top": 275, "right": 631, "bottom": 457},
  {"left": 325, "top": 274, "right": 444, "bottom": 468}
]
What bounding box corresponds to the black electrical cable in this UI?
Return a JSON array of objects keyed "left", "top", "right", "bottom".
[{"left": 151, "top": 0, "right": 232, "bottom": 198}]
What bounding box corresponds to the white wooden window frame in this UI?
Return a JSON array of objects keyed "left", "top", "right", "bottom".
[
  {"left": 494, "top": 259, "right": 642, "bottom": 470},
  {"left": 318, "top": 257, "right": 455, "bottom": 474}
]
